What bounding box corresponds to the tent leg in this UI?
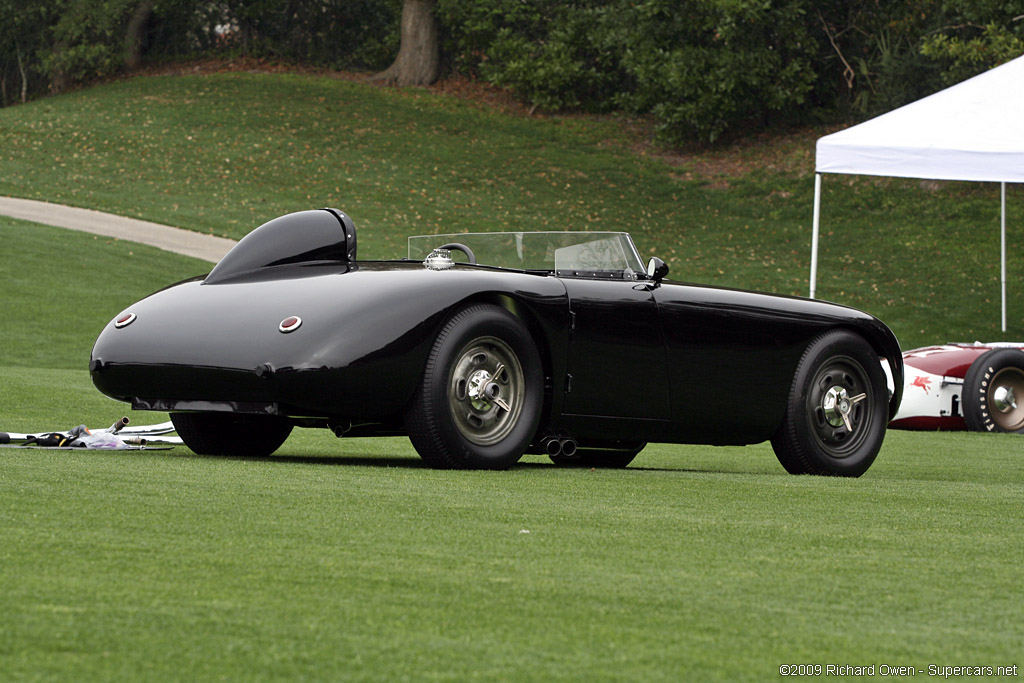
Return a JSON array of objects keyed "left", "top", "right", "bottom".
[
  {"left": 1001, "top": 182, "right": 1007, "bottom": 333},
  {"left": 810, "top": 173, "right": 822, "bottom": 299}
]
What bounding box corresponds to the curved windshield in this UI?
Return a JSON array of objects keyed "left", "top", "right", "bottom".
[{"left": 408, "top": 231, "right": 645, "bottom": 278}]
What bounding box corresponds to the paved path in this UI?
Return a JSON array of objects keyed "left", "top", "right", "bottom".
[{"left": 0, "top": 196, "right": 235, "bottom": 263}]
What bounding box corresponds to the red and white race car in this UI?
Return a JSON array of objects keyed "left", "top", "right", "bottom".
[{"left": 890, "top": 343, "right": 1024, "bottom": 433}]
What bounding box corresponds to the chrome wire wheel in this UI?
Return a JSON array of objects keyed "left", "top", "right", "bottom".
[
  {"left": 806, "top": 356, "right": 874, "bottom": 459},
  {"left": 987, "top": 367, "right": 1024, "bottom": 431},
  {"left": 448, "top": 336, "right": 525, "bottom": 446}
]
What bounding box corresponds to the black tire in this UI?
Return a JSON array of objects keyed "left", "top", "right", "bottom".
[
  {"left": 963, "top": 349, "right": 1024, "bottom": 433},
  {"left": 406, "top": 304, "right": 543, "bottom": 469},
  {"left": 171, "top": 412, "right": 293, "bottom": 457},
  {"left": 770, "top": 330, "right": 889, "bottom": 477},
  {"left": 549, "top": 442, "right": 646, "bottom": 468}
]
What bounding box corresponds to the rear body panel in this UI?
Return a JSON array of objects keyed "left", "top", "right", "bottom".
[{"left": 92, "top": 263, "right": 568, "bottom": 421}]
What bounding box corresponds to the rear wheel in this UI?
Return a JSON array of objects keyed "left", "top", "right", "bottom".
[
  {"left": 771, "top": 330, "right": 888, "bottom": 477},
  {"left": 170, "top": 412, "right": 293, "bottom": 457},
  {"left": 406, "top": 304, "right": 543, "bottom": 469},
  {"left": 963, "top": 349, "right": 1024, "bottom": 433}
]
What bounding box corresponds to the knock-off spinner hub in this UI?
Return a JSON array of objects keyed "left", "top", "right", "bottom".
[
  {"left": 467, "top": 369, "right": 500, "bottom": 410},
  {"left": 822, "top": 386, "right": 866, "bottom": 431}
]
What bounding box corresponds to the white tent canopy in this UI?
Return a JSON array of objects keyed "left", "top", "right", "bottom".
[{"left": 811, "top": 54, "right": 1024, "bottom": 331}]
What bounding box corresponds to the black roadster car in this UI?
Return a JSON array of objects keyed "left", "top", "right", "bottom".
[{"left": 91, "top": 209, "right": 903, "bottom": 476}]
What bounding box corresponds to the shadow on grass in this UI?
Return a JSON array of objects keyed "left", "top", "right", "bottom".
[
  {"left": 180, "top": 453, "right": 432, "bottom": 469},
  {"left": 166, "top": 449, "right": 774, "bottom": 476}
]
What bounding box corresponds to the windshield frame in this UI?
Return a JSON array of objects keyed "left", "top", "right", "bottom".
[{"left": 407, "top": 231, "right": 647, "bottom": 279}]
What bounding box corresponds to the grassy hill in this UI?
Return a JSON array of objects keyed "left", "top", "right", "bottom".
[
  {"left": 0, "top": 70, "right": 1019, "bottom": 348},
  {"left": 1, "top": 72, "right": 1022, "bottom": 681}
]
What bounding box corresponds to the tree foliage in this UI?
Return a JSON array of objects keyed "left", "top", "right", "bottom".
[
  {"left": 41, "top": 0, "right": 144, "bottom": 91},
  {"left": 920, "top": 1, "right": 1024, "bottom": 84},
  {"left": 0, "top": 0, "right": 400, "bottom": 105},
  {"left": 438, "top": 0, "right": 820, "bottom": 143},
  {"left": 0, "top": 0, "right": 54, "bottom": 103},
  {"left": 208, "top": 0, "right": 401, "bottom": 69},
  {"left": 616, "top": 0, "right": 817, "bottom": 144},
  {"left": 1, "top": 0, "right": 1022, "bottom": 144}
]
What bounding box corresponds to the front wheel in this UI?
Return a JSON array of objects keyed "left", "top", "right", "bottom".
[
  {"left": 963, "top": 348, "right": 1024, "bottom": 433},
  {"left": 771, "top": 330, "right": 889, "bottom": 477},
  {"left": 406, "top": 304, "right": 544, "bottom": 469},
  {"left": 170, "top": 412, "right": 293, "bottom": 457}
]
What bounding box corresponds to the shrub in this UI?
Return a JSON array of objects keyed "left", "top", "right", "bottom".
[{"left": 440, "top": 0, "right": 817, "bottom": 143}]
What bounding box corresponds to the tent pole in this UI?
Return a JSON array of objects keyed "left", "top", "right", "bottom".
[
  {"left": 1001, "top": 181, "right": 1007, "bottom": 332},
  {"left": 810, "top": 173, "right": 822, "bottom": 299}
]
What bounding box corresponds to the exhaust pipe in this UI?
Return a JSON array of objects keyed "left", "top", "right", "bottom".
[
  {"left": 541, "top": 435, "right": 578, "bottom": 458},
  {"left": 544, "top": 437, "right": 563, "bottom": 457}
]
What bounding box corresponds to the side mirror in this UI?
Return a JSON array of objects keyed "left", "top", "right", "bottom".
[{"left": 646, "top": 257, "right": 669, "bottom": 283}]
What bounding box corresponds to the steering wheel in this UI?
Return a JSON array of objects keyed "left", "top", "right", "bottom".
[{"left": 439, "top": 242, "right": 476, "bottom": 265}]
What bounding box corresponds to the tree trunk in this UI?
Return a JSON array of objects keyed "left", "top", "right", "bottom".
[
  {"left": 47, "top": 38, "right": 71, "bottom": 94},
  {"left": 373, "top": 0, "right": 439, "bottom": 87},
  {"left": 16, "top": 42, "right": 28, "bottom": 102},
  {"left": 124, "top": 1, "right": 154, "bottom": 70}
]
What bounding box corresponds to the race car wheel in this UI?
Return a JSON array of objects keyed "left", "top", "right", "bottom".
[
  {"left": 771, "top": 330, "right": 889, "bottom": 477},
  {"left": 963, "top": 349, "right": 1024, "bottom": 433},
  {"left": 406, "top": 304, "right": 543, "bottom": 469},
  {"left": 170, "top": 412, "right": 293, "bottom": 457},
  {"left": 549, "top": 442, "right": 646, "bottom": 468}
]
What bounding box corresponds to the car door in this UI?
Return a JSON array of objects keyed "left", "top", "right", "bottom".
[
  {"left": 560, "top": 277, "right": 671, "bottom": 419},
  {"left": 650, "top": 280, "right": 821, "bottom": 444}
]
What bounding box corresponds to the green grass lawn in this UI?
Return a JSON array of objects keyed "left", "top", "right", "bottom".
[
  {"left": 3, "top": 395, "right": 1023, "bottom": 680},
  {"left": 1, "top": 72, "right": 1023, "bottom": 680}
]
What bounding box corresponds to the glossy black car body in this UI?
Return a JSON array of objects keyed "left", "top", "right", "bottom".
[{"left": 91, "top": 209, "right": 904, "bottom": 475}]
